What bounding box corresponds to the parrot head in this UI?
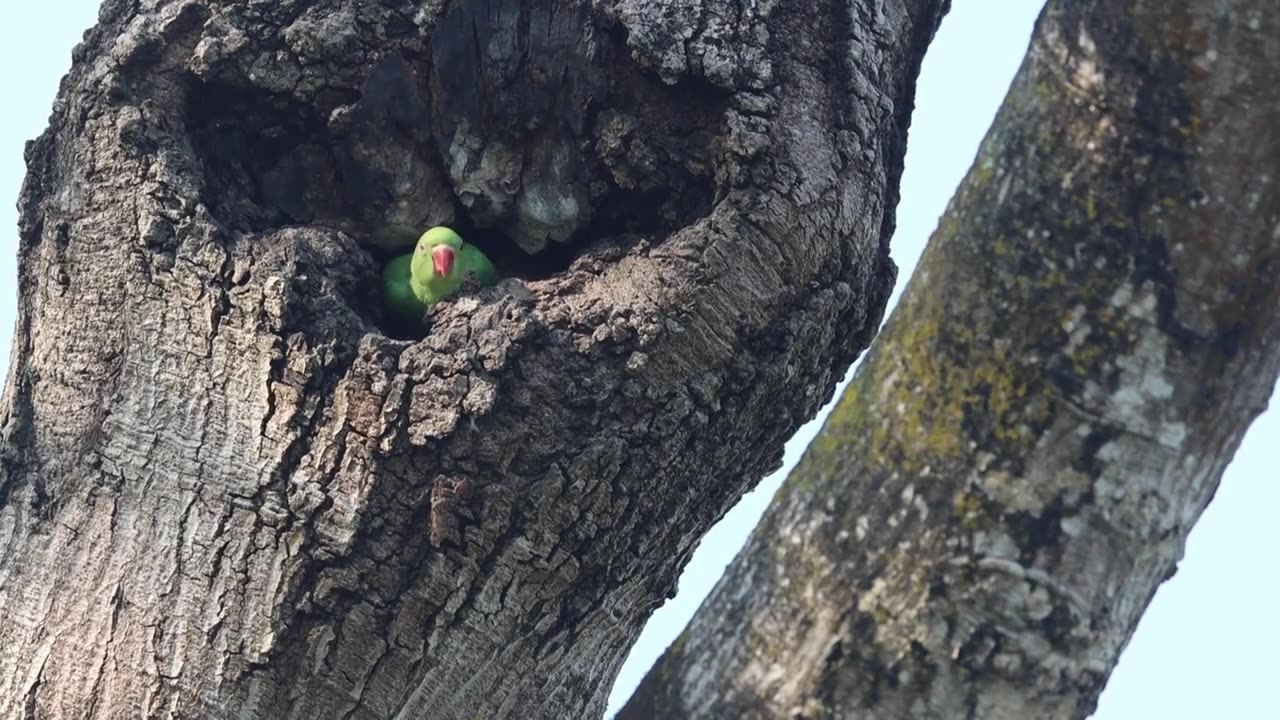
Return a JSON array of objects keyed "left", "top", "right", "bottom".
[{"left": 413, "top": 226, "right": 464, "bottom": 280}]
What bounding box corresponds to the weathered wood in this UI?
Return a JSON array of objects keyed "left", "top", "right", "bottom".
[
  {"left": 621, "top": 0, "right": 1280, "bottom": 717},
  {"left": 0, "top": 0, "right": 947, "bottom": 717}
]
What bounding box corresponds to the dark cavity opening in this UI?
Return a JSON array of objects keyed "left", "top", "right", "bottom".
[{"left": 183, "top": 3, "right": 729, "bottom": 340}]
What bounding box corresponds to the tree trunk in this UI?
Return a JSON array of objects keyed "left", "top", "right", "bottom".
[
  {"left": 0, "top": 0, "right": 948, "bottom": 717},
  {"left": 621, "top": 0, "right": 1280, "bottom": 718}
]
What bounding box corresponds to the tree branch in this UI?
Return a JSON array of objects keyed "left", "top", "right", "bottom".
[{"left": 621, "top": 0, "right": 1280, "bottom": 717}]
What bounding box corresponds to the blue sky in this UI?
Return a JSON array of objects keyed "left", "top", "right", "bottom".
[{"left": 1, "top": 4, "right": 1275, "bottom": 719}]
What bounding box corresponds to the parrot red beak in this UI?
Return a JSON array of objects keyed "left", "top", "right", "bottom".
[{"left": 432, "top": 245, "right": 456, "bottom": 277}]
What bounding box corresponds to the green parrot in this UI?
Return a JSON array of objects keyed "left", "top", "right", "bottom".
[{"left": 382, "top": 226, "right": 499, "bottom": 325}]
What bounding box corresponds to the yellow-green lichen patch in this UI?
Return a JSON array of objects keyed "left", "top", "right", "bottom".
[{"left": 952, "top": 490, "right": 993, "bottom": 530}]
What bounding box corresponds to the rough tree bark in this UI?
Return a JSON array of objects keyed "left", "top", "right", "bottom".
[
  {"left": 621, "top": 0, "right": 1280, "bottom": 718},
  {"left": 0, "top": 0, "right": 949, "bottom": 717}
]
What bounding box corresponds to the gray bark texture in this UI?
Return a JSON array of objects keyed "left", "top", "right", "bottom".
[
  {"left": 0, "top": 0, "right": 949, "bottom": 718},
  {"left": 620, "top": 0, "right": 1280, "bottom": 718}
]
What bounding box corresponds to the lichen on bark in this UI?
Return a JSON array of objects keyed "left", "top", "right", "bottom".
[{"left": 621, "top": 1, "right": 1280, "bottom": 718}]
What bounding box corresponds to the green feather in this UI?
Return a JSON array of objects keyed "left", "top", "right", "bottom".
[
  {"left": 382, "top": 226, "right": 500, "bottom": 326},
  {"left": 458, "top": 243, "right": 498, "bottom": 286},
  {"left": 382, "top": 254, "right": 425, "bottom": 325}
]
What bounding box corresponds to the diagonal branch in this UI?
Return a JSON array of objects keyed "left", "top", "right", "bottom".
[{"left": 621, "top": 0, "right": 1280, "bottom": 717}]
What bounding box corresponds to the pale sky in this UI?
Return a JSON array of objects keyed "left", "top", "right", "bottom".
[{"left": 1, "top": 4, "right": 1275, "bottom": 719}]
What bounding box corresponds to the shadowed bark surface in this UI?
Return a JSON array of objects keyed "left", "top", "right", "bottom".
[
  {"left": 622, "top": 0, "right": 1280, "bottom": 718},
  {"left": 0, "top": 0, "right": 948, "bottom": 717}
]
